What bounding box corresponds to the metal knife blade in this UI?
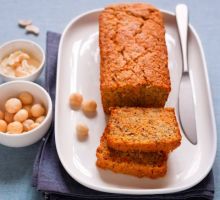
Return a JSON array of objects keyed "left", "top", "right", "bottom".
[
  {"left": 176, "top": 4, "right": 197, "bottom": 144},
  {"left": 178, "top": 73, "right": 197, "bottom": 144}
]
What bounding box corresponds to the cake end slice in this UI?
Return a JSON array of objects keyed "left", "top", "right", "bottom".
[{"left": 96, "top": 133, "right": 168, "bottom": 178}]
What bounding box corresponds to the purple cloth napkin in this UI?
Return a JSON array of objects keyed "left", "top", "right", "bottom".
[{"left": 32, "top": 31, "right": 214, "bottom": 200}]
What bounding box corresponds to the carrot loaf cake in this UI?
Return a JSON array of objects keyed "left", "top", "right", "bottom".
[
  {"left": 99, "top": 3, "right": 171, "bottom": 113},
  {"left": 96, "top": 133, "right": 167, "bottom": 178},
  {"left": 106, "top": 107, "right": 181, "bottom": 152}
]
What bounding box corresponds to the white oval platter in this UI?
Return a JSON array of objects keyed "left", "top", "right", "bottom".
[{"left": 55, "top": 9, "right": 217, "bottom": 195}]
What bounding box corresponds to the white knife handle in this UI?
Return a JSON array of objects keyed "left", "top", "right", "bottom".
[{"left": 176, "top": 4, "right": 189, "bottom": 73}]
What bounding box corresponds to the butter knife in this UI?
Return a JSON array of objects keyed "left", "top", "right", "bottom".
[{"left": 176, "top": 4, "right": 197, "bottom": 144}]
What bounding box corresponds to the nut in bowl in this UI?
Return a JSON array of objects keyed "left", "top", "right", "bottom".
[
  {"left": 0, "top": 81, "right": 52, "bottom": 147},
  {"left": 0, "top": 39, "right": 45, "bottom": 82}
]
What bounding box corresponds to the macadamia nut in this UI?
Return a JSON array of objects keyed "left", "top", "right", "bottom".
[
  {"left": 31, "top": 104, "right": 45, "bottom": 118},
  {"left": 4, "top": 112, "right": 14, "bottom": 123},
  {"left": 0, "top": 110, "right": 4, "bottom": 120},
  {"left": 23, "top": 119, "right": 34, "bottom": 131},
  {"left": 18, "top": 19, "right": 32, "bottom": 27},
  {"left": 13, "top": 109, "right": 28, "bottom": 122},
  {"left": 25, "top": 25, "right": 40, "bottom": 35},
  {"left": 69, "top": 93, "right": 83, "bottom": 109},
  {"left": 29, "top": 122, "right": 40, "bottom": 130},
  {"left": 7, "top": 51, "right": 30, "bottom": 67},
  {"left": 5, "top": 98, "right": 22, "bottom": 114},
  {"left": 7, "top": 121, "right": 23, "bottom": 134},
  {"left": 76, "top": 123, "right": 89, "bottom": 140},
  {"left": 82, "top": 100, "right": 97, "bottom": 114},
  {"left": 15, "top": 67, "right": 29, "bottom": 77},
  {"left": 19, "top": 92, "right": 33, "bottom": 105},
  {"left": 23, "top": 105, "right": 32, "bottom": 118},
  {"left": 35, "top": 116, "right": 45, "bottom": 124},
  {"left": 0, "top": 120, "right": 7, "bottom": 132}
]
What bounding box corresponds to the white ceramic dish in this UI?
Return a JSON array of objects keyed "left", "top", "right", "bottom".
[
  {"left": 55, "top": 9, "right": 217, "bottom": 194},
  {"left": 0, "top": 39, "right": 45, "bottom": 82},
  {"left": 0, "top": 81, "right": 52, "bottom": 147}
]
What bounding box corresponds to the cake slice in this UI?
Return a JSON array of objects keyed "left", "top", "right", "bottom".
[
  {"left": 96, "top": 133, "right": 167, "bottom": 178},
  {"left": 106, "top": 107, "right": 181, "bottom": 152}
]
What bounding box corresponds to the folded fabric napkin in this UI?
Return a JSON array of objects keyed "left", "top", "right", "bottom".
[{"left": 32, "top": 31, "right": 214, "bottom": 200}]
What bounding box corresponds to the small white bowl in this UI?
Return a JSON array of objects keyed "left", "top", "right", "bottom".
[
  {"left": 0, "top": 39, "right": 45, "bottom": 82},
  {"left": 0, "top": 81, "right": 52, "bottom": 147}
]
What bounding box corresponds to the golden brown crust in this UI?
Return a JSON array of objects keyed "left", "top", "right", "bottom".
[
  {"left": 99, "top": 3, "right": 171, "bottom": 113},
  {"left": 96, "top": 133, "right": 167, "bottom": 178},
  {"left": 106, "top": 107, "right": 181, "bottom": 152}
]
